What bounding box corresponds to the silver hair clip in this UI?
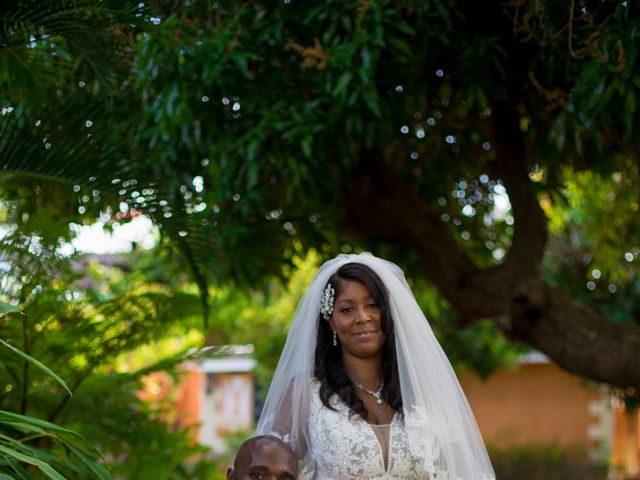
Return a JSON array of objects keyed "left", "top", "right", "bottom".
[{"left": 320, "top": 283, "right": 335, "bottom": 321}]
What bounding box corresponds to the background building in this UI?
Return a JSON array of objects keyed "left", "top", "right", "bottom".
[{"left": 174, "top": 345, "right": 256, "bottom": 453}]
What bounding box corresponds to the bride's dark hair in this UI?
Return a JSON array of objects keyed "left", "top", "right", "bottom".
[{"left": 314, "top": 263, "right": 403, "bottom": 419}]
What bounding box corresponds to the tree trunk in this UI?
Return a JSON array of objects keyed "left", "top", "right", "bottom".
[{"left": 343, "top": 151, "right": 640, "bottom": 394}]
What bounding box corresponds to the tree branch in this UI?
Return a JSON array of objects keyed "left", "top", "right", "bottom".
[
  {"left": 492, "top": 100, "right": 548, "bottom": 275},
  {"left": 343, "top": 150, "right": 508, "bottom": 320},
  {"left": 342, "top": 151, "right": 640, "bottom": 392},
  {"left": 507, "top": 277, "right": 640, "bottom": 391}
]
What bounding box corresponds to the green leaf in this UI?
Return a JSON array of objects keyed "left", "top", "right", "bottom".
[
  {"left": 0, "top": 412, "right": 73, "bottom": 437},
  {"left": 333, "top": 72, "right": 352, "bottom": 98},
  {"left": 0, "top": 445, "right": 66, "bottom": 480},
  {"left": 6, "top": 459, "right": 31, "bottom": 480},
  {"left": 362, "top": 91, "right": 382, "bottom": 118},
  {"left": 0, "top": 303, "right": 20, "bottom": 315},
  {"left": 1, "top": 411, "right": 101, "bottom": 461},
  {"left": 0, "top": 414, "right": 108, "bottom": 476},
  {"left": 0, "top": 421, "right": 48, "bottom": 436},
  {"left": 0, "top": 431, "right": 37, "bottom": 454},
  {"left": 301, "top": 136, "right": 313, "bottom": 158},
  {"left": 394, "top": 20, "right": 417, "bottom": 35},
  {"left": 0, "top": 340, "right": 72, "bottom": 396},
  {"left": 0, "top": 473, "right": 18, "bottom": 480},
  {"left": 63, "top": 443, "right": 111, "bottom": 480}
]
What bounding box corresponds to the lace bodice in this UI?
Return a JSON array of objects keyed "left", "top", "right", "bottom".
[{"left": 303, "top": 382, "right": 429, "bottom": 479}]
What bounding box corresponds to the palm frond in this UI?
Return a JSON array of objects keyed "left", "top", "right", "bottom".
[{"left": 1, "top": 0, "right": 151, "bottom": 100}]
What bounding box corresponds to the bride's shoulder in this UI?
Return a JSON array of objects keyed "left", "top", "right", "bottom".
[
  {"left": 280, "top": 376, "right": 321, "bottom": 404},
  {"left": 309, "top": 378, "right": 347, "bottom": 413},
  {"left": 308, "top": 378, "right": 322, "bottom": 399}
]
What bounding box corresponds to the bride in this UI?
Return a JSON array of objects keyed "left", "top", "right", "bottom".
[{"left": 257, "top": 253, "right": 495, "bottom": 479}]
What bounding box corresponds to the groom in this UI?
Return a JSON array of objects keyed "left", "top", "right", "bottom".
[{"left": 227, "top": 435, "right": 298, "bottom": 480}]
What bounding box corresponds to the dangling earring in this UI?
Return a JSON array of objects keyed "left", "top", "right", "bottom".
[{"left": 332, "top": 330, "right": 337, "bottom": 347}]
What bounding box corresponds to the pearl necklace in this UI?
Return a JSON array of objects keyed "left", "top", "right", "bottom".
[{"left": 352, "top": 379, "right": 384, "bottom": 405}]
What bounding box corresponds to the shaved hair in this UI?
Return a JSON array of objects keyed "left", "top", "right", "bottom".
[
  {"left": 233, "top": 435, "right": 294, "bottom": 470},
  {"left": 227, "top": 435, "right": 298, "bottom": 480}
]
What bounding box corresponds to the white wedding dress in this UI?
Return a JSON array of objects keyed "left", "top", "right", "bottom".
[{"left": 301, "top": 381, "right": 429, "bottom": 479}]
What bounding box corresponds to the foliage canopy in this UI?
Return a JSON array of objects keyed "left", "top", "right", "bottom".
[{"left": 1, "top": 1, "right": 639, "bottom": 401}]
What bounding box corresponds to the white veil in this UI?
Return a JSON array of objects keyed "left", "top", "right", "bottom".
[{"left": 257, "top": 253, "right": 495, "bottom": 479}]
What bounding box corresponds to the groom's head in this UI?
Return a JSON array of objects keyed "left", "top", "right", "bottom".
[{"left": 227, "top": 435, "right": 298, "bottom": 480}]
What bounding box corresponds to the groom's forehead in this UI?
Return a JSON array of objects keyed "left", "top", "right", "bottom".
[{"left": 238, "top": 438, "right": 297, "bottom": 472}]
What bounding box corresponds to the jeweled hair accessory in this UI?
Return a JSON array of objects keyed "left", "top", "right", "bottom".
[{"left": 320, "top": 282, "right": 335, "bottom": 321}]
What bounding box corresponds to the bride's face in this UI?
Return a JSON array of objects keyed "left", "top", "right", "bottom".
[{"left": 330, "top": 280, "right": 386, "bottom": 359}]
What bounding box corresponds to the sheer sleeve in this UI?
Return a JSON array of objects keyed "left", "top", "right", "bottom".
[
  {"left": 264, "top": 378, "right": 310, "bottom": 456},
  {"left": 258, "top": 376, "right": 316, "bottom": 477}
]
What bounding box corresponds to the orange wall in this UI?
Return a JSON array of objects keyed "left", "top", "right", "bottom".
[
  {"left": 459, "top": 362, "right": 602, "bottom": 450},
  {"left": 175, "top": 368, "right": 204, "bottom": 435}
]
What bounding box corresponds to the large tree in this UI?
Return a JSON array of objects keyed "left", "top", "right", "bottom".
[{"left": 2, "top": 1, "right": 639, "bottom": 394}]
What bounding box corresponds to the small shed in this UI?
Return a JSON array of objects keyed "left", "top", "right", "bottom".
[{"left": 175, "top": 345, "right": 256, "bottom": 453}]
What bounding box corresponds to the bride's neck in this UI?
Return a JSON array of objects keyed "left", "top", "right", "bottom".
[{"left": 342, "top": 354, "right": 382, "bottom": 387}]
